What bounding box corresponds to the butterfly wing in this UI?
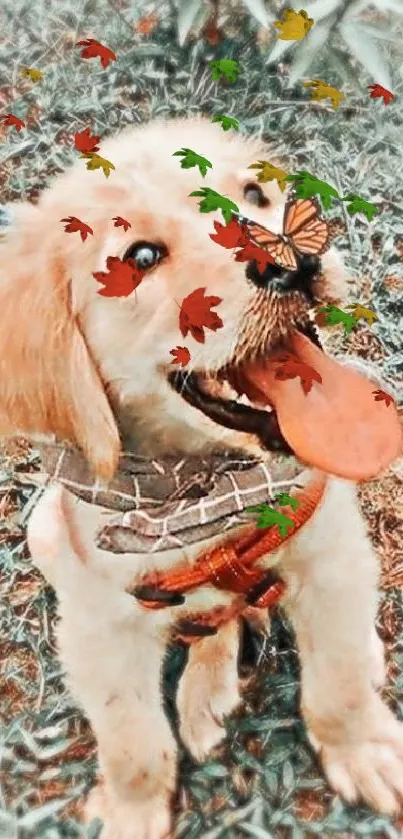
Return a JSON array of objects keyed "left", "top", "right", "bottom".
[
  {"left": 273, "top": 240, "right": 298, "bottom": 271},
  {"left": 246, "top": 221, "right": 299, "bottom": 272},
  {"left": 284, "top": 197, "right": 330, "bottom": 257}
]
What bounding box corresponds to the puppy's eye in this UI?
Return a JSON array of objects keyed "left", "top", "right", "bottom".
[
  {"left": 123, "top": 241, "right": 165, "bottom": 270},
  {"left": 243, "top": 183, "right": 270, "bottom": 208}
]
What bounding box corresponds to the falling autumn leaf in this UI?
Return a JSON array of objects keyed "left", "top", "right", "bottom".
[
  {"left": 372, "top": 389, "right": 394, "bottom": 407},
  {"left": 189, "top": 187, "right": 239, "bottom": 224},
  {"left": 274, "top": 8, "right": 314, "bottom": 40},
  {"left": 202, "top": 19, "right": 223, "bottom": 45},
  {"left": 367, "top": 84, "right": 395, "bottom": 106},
  {"left": 209, "top": 218, "right": 248, "bottom": 249},
  {"left": 1, "top": 113, "right": 25, "bottom": 132},
  {"left": 61, "top": 216, "right": 94, "bottom": 241},
  {"left": 210, "top": 59, "right": 242, "bottom": 84},
  {"left": 270, "top": 352, "right": 322, "bottom": 395},
  {"left": 345, "top": 303, "right": 378, "bottom": 326},
  {"left": 274, "top": 492, "right": 300, "bottom": 511},
  {"left": 80, "top": 152, "right": 115, "bottom": 178},
  {"left": 315, "top": 305, "right": 356, "bottom": 334},
  {"left": 170, "top": 346, "right": 191, "bottom": 367},
  {"left": 74, "top": 127, "right": 101, "bottom": 153},
  {"left": 134, "top": 11, "right": 159, "bottom": 35},
  {"left": 234, "top": 239, "right": 277, "bottom": 273},
  {"left": 302, "top": 79, "right": 344, "bottom": 110},
  {"left": 246, "top": 504, "right": 295, "bottom": 537},
  {"left": 20, "top": 67, "right": 43, "bottom": 83},
  {"left": 179, "top": 287, "right": 223, "bottom": 344},
  {"left": 112, "top": 216, "right": 131, "bottom": 232},
  {"left": 93, "top": 256, "right": 145, "bottom": 297},
  {"left": 76, "top": 38, "right": 117, "bottom": 69}
]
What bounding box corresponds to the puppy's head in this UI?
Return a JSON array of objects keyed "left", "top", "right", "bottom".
[{"left": 0, "top": 116, "right": 349, "bottom": 477}]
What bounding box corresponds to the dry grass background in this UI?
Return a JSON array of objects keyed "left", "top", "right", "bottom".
[{"left": 1, "top": 0, "right": 403, "bottom": 836}]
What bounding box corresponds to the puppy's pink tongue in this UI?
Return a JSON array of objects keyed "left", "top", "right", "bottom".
[{"left": 245, "top": 330, "right": 402, "bottom": 480}]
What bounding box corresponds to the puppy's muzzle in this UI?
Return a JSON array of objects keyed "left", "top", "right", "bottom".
[{"left": 246, "top": 254, "right": 320, "bottom": 299}]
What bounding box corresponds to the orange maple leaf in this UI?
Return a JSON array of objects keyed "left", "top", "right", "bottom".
[
  {"left": 372, "top": 389, "right": 394, "bottom": 407},
  {"left": 270, "top": 352, "right": 322, "bottom": 395},
  {"left": 234, "top": 239, "right": 277, "bottom": 273},
  {"left": 202, "top": 20, "right": 223, "bottom": 45},
  {"left": 76, "top": 38, "right": 117, "bottom": 69},
  {"left": 179, "top": 287, "right": 223, "bottom": 344},
  {"left": 170, "top": 346, "right": 191, "bottom": 367},
  {"left": 112, "top": 215, "right": 131, "bottom": 232},
  {"left": 93, "top": 256, "right": 145, "bottom": 297},
  {"left": 134, "top": 11, "right": 159, "bottom": 35},
  {"left": 1, "top": 113, "right": 25, "bottom": 132},
  {"left": 74, "top": 127, "right": 101, "bottom": 153},
  {"left": 60, "top": 216, "right": 94, "bottom": 242},
  {"left": 209, "top": 218, "right": 248, "bottom": 249}
]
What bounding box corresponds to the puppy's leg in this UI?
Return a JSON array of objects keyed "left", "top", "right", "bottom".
[
  {"left": 279, "top": 477, "right": 403, "bottom": 814},
  {"left": 28, "top": 487, "right": 176, "bottom": 839},
  {"left": 177, "top": 619, "right": 241, "bottom": 760}
]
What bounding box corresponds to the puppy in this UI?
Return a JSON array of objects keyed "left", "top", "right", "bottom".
[{"left": 1, "top": 116, "right": 402, "bottom": 839}]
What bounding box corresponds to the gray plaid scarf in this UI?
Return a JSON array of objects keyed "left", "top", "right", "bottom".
[{"left": 36, "top": 442, "right": 305, "bottom": 554}]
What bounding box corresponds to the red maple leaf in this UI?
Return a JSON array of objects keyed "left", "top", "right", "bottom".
[
  {"left": 170, "top": 346, "right": 191, "bottom": 367},
  {"left": 209, "top": 217, "right": 248, "bottom": 249},
  {"left": 93, "top": 256, "right": 145, "bottom": 297},
  {"left": 74, "top": 127, "right": 101, "bottom": 153},
  {"left": 1, "top": 113, "right": 25, "bottom": 132},
  {"left": 367, "top": 84, "right": 395, "bottom": 105},
  {"left": 60, "top": 216, "right": 94, "bottom": 242},
  {"left": 76, "top": 39, "right": 117, "bottom": 69},
  {"left": 112, "top": 215, "right": 131, "bottom": 232},
  {"left": 270, "top": 352, "right": 322, "bottom": 395},
  {"left": 372, "top": 389, "right": 394, "bottom": 407},
  {"left": 179, "top": 287, "right": 223, "bottom": 344},
  {"left": 234, "top": 239, "right": 277, "bottom": 273}
]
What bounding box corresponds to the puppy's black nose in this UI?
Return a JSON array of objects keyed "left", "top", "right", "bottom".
[{"left": 246, "top": 254, "right": 320, "bottom": 296}]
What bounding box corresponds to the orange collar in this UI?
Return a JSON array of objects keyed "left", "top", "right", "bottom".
[{"left": 126, "top": 472, "right": 327, "bottom": 643}]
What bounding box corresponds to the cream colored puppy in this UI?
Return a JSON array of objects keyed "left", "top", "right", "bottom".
[{"left": 0, "top": 117, "right": 402, "bottom": 839}]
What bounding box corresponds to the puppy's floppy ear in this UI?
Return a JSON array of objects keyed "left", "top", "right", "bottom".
[{"left": 0, "top": 203, "right": 120, "bottom": 480}]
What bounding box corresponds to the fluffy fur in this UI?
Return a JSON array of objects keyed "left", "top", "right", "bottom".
[{"left": 1, "top": 116, "right": 402, "bottom": 839}]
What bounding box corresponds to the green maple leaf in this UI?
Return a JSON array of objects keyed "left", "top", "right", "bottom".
[
  {"left": 246, "top": 504, "right": 295, "bottom": 538},
  {"left": 274, "top": 492, "right": 300, "bottom": 511},
  {"left": 210, "top": 59, "right": 242, "bottom": 83},
  {"left": 345, "top": 303, "right": 378, "bottom": 326},
  {"left": 341, "top": 194, "right": 378, "bottom": 221},
  {"left": 317, "top": 305, "right": 356, "bottom": 334},
  {"left": 285, "top": 170, "right": 340, "bottom": 210},
  {"left": 80, "top": 153, "right": 115, "bottom": 178},
  {"left": 189, "top": 187, "right": 239, "bottom": 223},
  {"left": 173, "top": 147, "right": 213, "bottom": 178},
  {"left": 211, "top": 114, "right": 239, "bottom": 132}
]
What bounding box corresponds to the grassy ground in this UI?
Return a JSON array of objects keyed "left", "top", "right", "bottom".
[{"left": 1, "top": 0, "right": 403, "bottom": 836}]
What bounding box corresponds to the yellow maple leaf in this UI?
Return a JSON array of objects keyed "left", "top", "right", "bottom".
[
  {"left": 274, "top": 8, "right": 314, "bottom": 41},
  {"left": 248, "top": 160, "right": 289, "bottom": 191},
  {"left": 80, "top": 153, "right": 116, "bottom": 178},
  {"left": 20, "top": 67, "right": 43, "bottom": 83},
  {"left": 303, "top": 79, "right": 345, "bottom": 110},
  {"left": 345, "top": 304, "right": 378, "bottom": 326}
]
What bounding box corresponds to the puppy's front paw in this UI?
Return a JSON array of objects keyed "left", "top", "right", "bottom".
[
  {"left": 177, "top": 657, "right": 241, "bottom": 761},
  {"left": 85, "top": 783, "right": 172, "bottom": 839},
  {"left": 308, "top": 695, "right": 403, "bottom": 814}
]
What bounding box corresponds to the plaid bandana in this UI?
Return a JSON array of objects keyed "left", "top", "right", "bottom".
[{"left": 37, "top": 442, "right": 306, "bottom": 554}]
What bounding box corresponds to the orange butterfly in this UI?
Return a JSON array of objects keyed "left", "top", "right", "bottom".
[{"left": 242, "top": 197, "right": 330, "bottom": 273}]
